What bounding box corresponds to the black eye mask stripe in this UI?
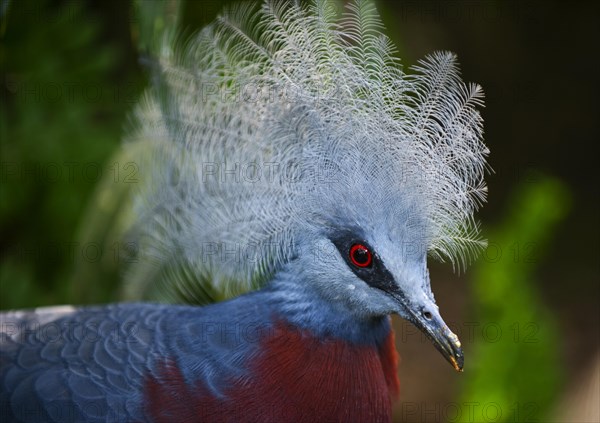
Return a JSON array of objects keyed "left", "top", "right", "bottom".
[{"left": 330, "top": 233, "right": 399, "bottom": 296}]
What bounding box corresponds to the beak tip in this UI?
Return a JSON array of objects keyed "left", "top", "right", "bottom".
[{"left": 449, "top": 354, "right": 464, "bottom": 372}]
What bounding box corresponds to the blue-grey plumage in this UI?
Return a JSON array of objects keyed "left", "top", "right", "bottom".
[{"left": 1, "top": 265, "right": 395, "bottom": 422}]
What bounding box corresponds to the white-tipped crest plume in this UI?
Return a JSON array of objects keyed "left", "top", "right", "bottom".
[{"left": 126, "top": 0, "right": 488, "bottom": 304}]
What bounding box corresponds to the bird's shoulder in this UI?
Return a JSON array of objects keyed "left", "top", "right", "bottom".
[
  {"left": 0, "top": 297, "right": 277, "bottom": 422},
  {"left": 0, "top": 303, "right": 170, "bottom": 421}
]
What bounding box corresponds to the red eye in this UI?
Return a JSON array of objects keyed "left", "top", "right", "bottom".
[{"left": 349, "top": 244, "right": 372, "bottom": 268}]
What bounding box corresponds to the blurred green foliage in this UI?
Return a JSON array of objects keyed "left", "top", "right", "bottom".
[
  {"left": 0, "top": 0, "right": 143, "bottom": 307},
  {"left": 460, "top": 178, "right": 570, "bottom": 422}
]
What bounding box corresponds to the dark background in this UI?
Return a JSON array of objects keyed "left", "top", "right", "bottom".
[{"left": 1, "top": 1, "right": 599, "bottom": 421}]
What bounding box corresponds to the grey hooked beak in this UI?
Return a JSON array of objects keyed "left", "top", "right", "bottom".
[
  {"left": 390, "top": 293, "right": 464, "bottom": 372},
  {"left": 409, "top": 307, "right": 464, "bottom": 372}
]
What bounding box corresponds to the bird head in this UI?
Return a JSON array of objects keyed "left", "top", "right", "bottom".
[
  {"left": 129, "top": 0, "right": 486, "bottom": 372},
  {"left": 290, "top": 153, "right": 466, "bottom": 370}
]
